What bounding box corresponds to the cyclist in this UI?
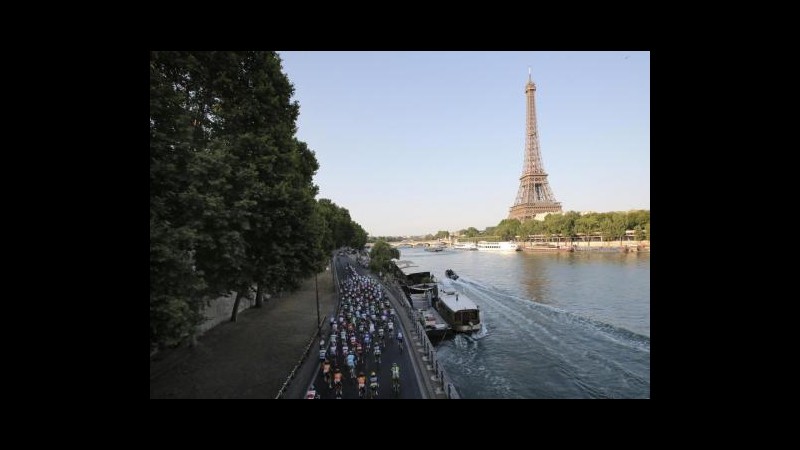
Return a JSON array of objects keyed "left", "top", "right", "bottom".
[
  {"left": 346, "top": 352, "right": 356, "bottom": 379},
  {"left": 333, "top": 366, "right": 343, "bottom": 397},
  {"left": 369, "top": 371, "right": 379, "bottom": 399},
  {"left": 306, "top": 384, "right": 320, "bottom": 399},
  {"left": 397, "top": 331, "right": 404, "bottom": 353},
  {"left": 329, "top": 341, "right": 337, "bottom": 361},
  {"left": 357, "top": 372, "right": 367, "bottom": 399},
  {"left": 322, "top": 359, "right": 332, "bottom": 388},
  {"left": 391, "top": 362, "right": 401, "bottom": 393},
  {"left": 373, "top": 342, "right": 382, "bottom": 364}
]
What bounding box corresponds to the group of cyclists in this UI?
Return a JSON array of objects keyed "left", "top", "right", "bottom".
[{"left": 312, "top": 263, "right": 405, "bottom": 399}]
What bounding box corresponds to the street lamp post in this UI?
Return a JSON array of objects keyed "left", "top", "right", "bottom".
[{"left": 315, "top": 272, "right": 320, "bottom": 334}]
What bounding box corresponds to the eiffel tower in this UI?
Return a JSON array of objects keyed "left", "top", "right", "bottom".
[{"left": 508, "top": 69, "right": 562, "bottom": 221}]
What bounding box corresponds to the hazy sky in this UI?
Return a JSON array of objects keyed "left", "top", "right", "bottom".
[{"left": 279, "top": 51, "right": 649, "bottom": 237}]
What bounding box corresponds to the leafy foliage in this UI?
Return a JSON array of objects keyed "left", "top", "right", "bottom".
[
  {"left": 150, "top": 51, "right": 367, "bottom": 349},
  {"left": 316, "top": 198, "right": 367, "bottom": 252},
  {"left": 486, "top": 210, "right": 650, "bottom": 244},
  {"left": 494, "top": 219, "right": 521, "bottom": 240},
  {"left": 369, "top": 240, "right": 400, "bottom": 274},
  {"left": 463, "top": 227, "right": 480, "bottom": 238}
]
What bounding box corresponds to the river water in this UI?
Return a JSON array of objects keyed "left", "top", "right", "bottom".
[{"left": 396, "top": 247, "right": 650, "bottom": 399}]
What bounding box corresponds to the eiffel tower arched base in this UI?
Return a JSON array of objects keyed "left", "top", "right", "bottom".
[{"left": 508, "top": 203, "right": 562, "bottom": 222}]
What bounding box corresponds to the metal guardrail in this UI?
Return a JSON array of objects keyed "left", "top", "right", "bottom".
[
  {"left": 403, "top": 296, "right": 461, "bottom": 399},
  {"left": 384, "top": 276, "right": 460, "bottom": 399},
  {"left": 274, "top": 314, "right": 326, "bottom": 399}
]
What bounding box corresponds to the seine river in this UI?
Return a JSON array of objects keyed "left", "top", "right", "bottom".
[{"left": 397, "top": 247, "right": 650, "bottom": 399}]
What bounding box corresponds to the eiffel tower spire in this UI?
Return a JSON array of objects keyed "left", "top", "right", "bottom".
[{"left": 509, "top": 70, "right": 562, "bottom": 221}]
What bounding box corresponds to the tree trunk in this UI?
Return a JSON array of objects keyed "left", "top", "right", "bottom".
[
  {"left": 255, "top": 281, "right": 264, "bottom": 308},
  {"left": 230, "top": 290, "right": 244, "bottom": 322}
]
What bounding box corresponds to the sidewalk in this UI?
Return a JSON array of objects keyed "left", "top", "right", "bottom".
[{"left": 150, "top": 269, "right": 338, "bottom": 399}]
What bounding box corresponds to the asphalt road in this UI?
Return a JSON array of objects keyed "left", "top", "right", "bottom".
[{"left": 305, "top": 256, "right": 422, "bottom": 399}]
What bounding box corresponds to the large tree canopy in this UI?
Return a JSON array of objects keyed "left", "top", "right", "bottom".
[
  {"left": 150, "top": 51, "right": 367, "bottom": 350},
  {"left": 498, "top": 210, "right": 650, "bottom": 243},
  {"left": 316, "top": 198, "right": 368, "bottom": 252}
]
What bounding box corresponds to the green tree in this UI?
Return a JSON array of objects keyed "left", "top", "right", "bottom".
[
  {"left": 645, "top": 222, "right": 650, "bottom": 241},
  {"left": 543, "top": 213, "right": 564, "bottom": 243},
  {"left": 576, "top": 214, "right": 598, "bottom": 247},
  {"left": 256, "top": 137, "right": 325, "bottom": 308},
  {"left": 317, "top": 199, "right": 343, "bottom": 252},
  {"left": 434, "top": 230, "right": 450, "bottom": 239},
  {"left": 611, "top": 212, "right": 628, "bottom": 246},
  {"left": 518, "top": 219, "right": 536, "bottom": 243},
  {"left": 149, "top": 222, "right": 207, "bottom": 350},
  {"left": 369, "top": 240, "right": 400, "bottom": 274},
  {"left": 627, "top": 209, "right": 650, "bottom": 229},
  {"left": 150, "top": 52, "right": 223, "bottom": 349},
  {"left": 349, "top": 222, "right": 368, "bottom": 250},
  {"left": 464, "top": 227, "right": 480, "bottom": 238},
  {"left": 150, "top": 51, "right": 336, "bottom": 347},
  {"left": 183, "top": 140, "right": 251, "bottom": 323},
  {"left": 561, "top": 211, "right": 580, "bottom": 244},
  {"left": 494, "top": 219, "right": 521, "bottom": 241},
  {"left": 634, "top": 224, "right": 645, "bottom": 241},
  {"left": 316, "top": 198, "right": 366, "bottom": 251},
  {"left": 195, "top": 51, "right": 318, "bottom": 322},
  {"left": 597, "top": 213, "right": 613, "bottom": 242}
]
